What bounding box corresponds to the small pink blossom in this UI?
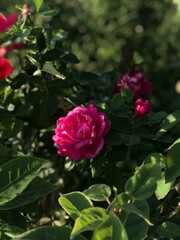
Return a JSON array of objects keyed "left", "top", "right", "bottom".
[
  {"left": 22, "top": 4, "right": 33, "bottom": 23},
  {"left": 135, "top": 98, "right": 151, "bottom": 118},
  {"left": 0, "top": 58, "right": 13, "bottom": 80},
  {"left": 114, "top": 72, "right": 152, "bottom": 99},
  {"left": 0, "top": 13, "right": 18, "bottom": 33},
  {"left": 53, "top": 104, "right": 111, "bottom": 160}
]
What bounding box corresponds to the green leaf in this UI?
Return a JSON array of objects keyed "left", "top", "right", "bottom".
[
  {"left": 155, "top": 173, "right": 174, "bottom": 200},
  {"left": 16, "top": 103, "right": 34, "bottom": 117},
  {"left": 83, "top": 184, "right": 111, "bottom": 201},
  {"left": 92, "top": 211, "right": 128, "bottom": 240},
  {"left": 0, "top": 177, "right": 57, "bottom": 210},
  {"left": 71, "top": 207, "right": 108, "bottom": 238},
  {"left": 0, "top": 147, "right": 19, "bottom": 165},
  {"left": 165, "top": 142, "right": 180, "bottom": 182},
  {"left": 105, "top": 130, "right": 124, "bottom": 146},
  {"left": 26, "top": 54, "right": 40, "bottom": 68},
  {"left": 15, "top": 4, "right": 23, "bottom": 11},
  {"left": 121, "top": 87, "right": 133, "bottom": 103},
  {"left": 121, "top": 204, "right": 153, "bottom": 226},
  {"left": 0, "top": 156, "right": 45, "bottom": 206},
  {"left": 125, "top": 200, "right": 149, "bottom": 240},
  {"left": 105, "top": 163, "right": 125, "bottom": 191},
  {"left": 12, "top": 226, "right": 86, "bottom": 240},
  {"left": 148, "top": 111, "right": 167, "bottom": 124},
  {"left": 33, "top": 0, "right": 44, "bottom": 11},
  {"left": 0, "top": 210, "right": 27, "bottom": 230},
  {"left": 156, "top": 110, "right": 180, "bottom": 138},
  {"left": 90, "top": 157, "right": 105, "bottom": 178},
  {"left": 61, "top": 53, "right": 80, "bottom": 64},
  {"left": 58, "top": 192, "right": 93, "bottom": 220},
  {"left": 42, "top": 49, "right": 61, "bottom": 62},
  {"left": 143, "top": 152, "right": 166, "bottom": 169},
  {"left": 125, "top": 157, "right": 161, "bottom": 199},
  {"left": 2, "top": 118, "right": 24, "bottom": 139},
  {"left": 110, "top": 94, "right": 124, "bottom": 110},
  {"left": 156, "top": 221, "right": 180, "bottom": 238},
  {"left": 128, "top": 134, "right": 141, "bottom": 146},
  {"left": 2, "top": 225, "right": 24, "bottom": 238},
  {"left": 39, "top": 7, "right": 58, "bottom": 16},
  {"left": 42, "top": 63, "right": 65, "bottom": 79},
  {"left": 110, "top": 192, "right": 130, "bottom": 224}
]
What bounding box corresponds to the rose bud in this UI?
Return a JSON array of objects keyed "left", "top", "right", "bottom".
[{"left": 135, "top": 98, "right": 151, "bottom": 118}]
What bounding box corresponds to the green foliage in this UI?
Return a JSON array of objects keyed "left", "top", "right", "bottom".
[
  {"left": 33, "top": 0, "right": 44, "bottom": 11},
  {"left": 59, "top": 192, "right": 93, "bottom": 220}
]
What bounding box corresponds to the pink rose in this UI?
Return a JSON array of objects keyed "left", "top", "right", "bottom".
[
  {"left": 0, "top": 13, "right": 18, "bottom": 33},
  {"left": 135, "top": 98, "right": 151, "bottom": 118},
  {"left": 53, "top": 104, "right": 111, "bottom": 160},
  {"left": 114, "top": 72, "right": 152, "bottom": 99}
]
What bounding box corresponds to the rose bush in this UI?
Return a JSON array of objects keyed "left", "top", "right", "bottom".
[
  {"left": 0, "top": 2, "right": 179, "bottom": 240},
  {"left": 114, "top": 71, "right": 152, "bottom": 99},
  {"left": 53, "top": 104, "right": 111, "bottom": 160}
]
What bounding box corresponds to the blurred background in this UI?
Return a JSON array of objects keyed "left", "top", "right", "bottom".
[{"left": 2, "top": 0, "right": 180, "bottom": 111}]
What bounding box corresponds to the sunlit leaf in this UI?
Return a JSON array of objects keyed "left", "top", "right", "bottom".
[
  {"left": 71, "top": 207, "right": 108, "bottom": 238},
  {"left": 92, "top": 211, "right": 128, "bottom": 240},
  {"left": 33, "top": 0, "right": 44, "bottom": 11},
  {"left": 83, "top": 184, "right": 111, "bottom": 201},
  {"left": 59, "top": 192, "right": 93, "bottom": 220},
  {"left": 156, "top": 110, "right": 180, "bottom": 137},
  {"left": 42, "top": 63, "right": 65, "bottom": 79}
]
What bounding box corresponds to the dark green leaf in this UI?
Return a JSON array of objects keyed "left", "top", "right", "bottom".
[
  {"left": 125, "top": 200, "right": 149, "bottom": 240},
  {"left": 61, "top": 53, "right": 80, "bottom": 64},
  {"left": 121, "top": 87, "right": 133, "bottom": 103},
  {"left": 0, "top": 156, "right": 46, "bottom": 206},
  {"left": 156, "top": 221, "right": 180, "bottom": 238},
  {"left": 165, "top": 142, "right": 180, "bottom": 182},
  {"left": 42, "top": 49, "right": 61, "bottom": 61},
  {"left": 110, "top": 94, "right": 124, "bottom": 110},
  {"left": 16, "top": 103, "right": 34, "bottom": 117},
  {"left": 0, "top": 177, "right": 57, "bottom": 210},
  {"left": 105, "top": 131, "right": 124, "bottom": 146}
]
